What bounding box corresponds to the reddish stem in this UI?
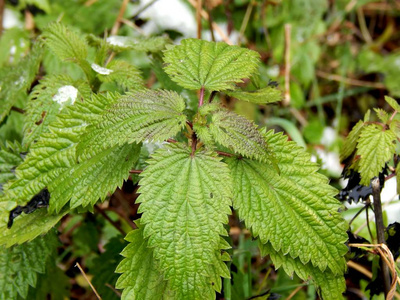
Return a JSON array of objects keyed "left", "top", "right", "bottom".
[
  {"left": 129, "top": 170, "right": 143, "bottom": 174},
  {"left": 199, "top": 86, "right": 205, "bottom": 107}
]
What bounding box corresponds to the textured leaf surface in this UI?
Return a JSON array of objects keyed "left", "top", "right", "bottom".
[
  {"left": 0, "top": 232, "right": 58, "bottom": 299},
  {"left": 0, "top": 198, "right": 67, "bottom": 247},
  {"left": 196, "top": 109, "right": 271, "bottom": 162},
  {"left": 385, "top": 95, "right": 400, "bottom": 112},
  {"left": 163, "top": 39, "right": 260, "bottom": 91},
  {"left": 137, "top": 143, "right": 232, "bottom": 299},
  {"left": 23, "top": 74, "right": 91, "bottom": 147},
  {"left": 5, "top": 93, "right": 115, "bottom": 206},
  {"left": 49, "top": 142, "right": 140, "bottom": 213},
  {"left": 41, "top": 22, "right": 88, "bottom": 62},
  {"left": 340, "top": 120, "right": 366, "bottom": 161},
  {"left": 260, "top": 242, "right": 346, "bottom": 299},
  {"left": 77, "top": 90, "right": 186, "bottom": 159},
  {"left": 97, "top": 60, "right": 143, "bottom": 90},
  {"left": 0, "top": 44, "right": 42, "bottom": 123},
  {"left": 227, "top": 130, "right": 348, "bottom": 274},
  {"left": 0, "top": 94, "right": 117, "bottom": 246},
  {"left": 41, "top": 23, "right": 91, "bottom": 76},
  {"left": 225, "top": 86, "right": 282, "bottom": 104},
  {"left": 0, "top": 142, "right": 23, "bottom": 193},
  {"left": 116, "top": 224, "right": 173, "bottom": 300},
  {"left": 356, "top": 125, "right": 396, "bottom": 185}
]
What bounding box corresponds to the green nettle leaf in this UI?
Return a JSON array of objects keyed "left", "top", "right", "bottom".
[
  {"left": 385, "top": 95, "right": 400, "bottom": 112},
  {"left": 0, "top": 232, "right": 58, "bottom": 299},
  {"left": 5, "top": 93, "right": 115, "bottom": 206},
  {"left": 340, "top": 120, "right": 366, "bottom": 162},
  {"left": 0, "top": 142, "right": 23, "bottom": 192},
  {"left": 77, "top": 90, "right": 186, "bottom": 159},
  {"left": 227, "top": 130, "right": 348, "bottom": 275},
  {"left": 41, "top": 22, "right": 88, "bottom": 62},
  {"left": 23, "top": 74, "right": 91, "bottom": 147},
  {"left": 49, "top": 142, "right": 140, "bottom": 213},
  {"left": 163, "top": 39, "right": 260, "bottom": 91},
  {"left": 0, "top": 202, "right": 68, "bottom": 247},
  {"left": 225, "top": 86, "right": 282, "bottom": 104},
  {"left": 196, "top": 108, "right": 271, "bottom": 162},
  {"left": 96, "top": 60, "right": 144, "bottom": 90},
  {"left": 137, "top": 143, "right": 232, "bottom": 299},
  {"left": 374, "top": 108, "right": 389, "bottom": 123},
  {"left": 41, "top": 23, "right": 91, "bottom": 76},
  {"left": 260, "top": 243, "right": 346, "bottom": 299},
  {"left": 356, "top": 125, "right": 396, "bottom": 186},
  {"left": 116, "top": 223, "right": 173, "bottom": 300},
  {"left": 0, "top": 44, "right": 42, "bottom": 123}
]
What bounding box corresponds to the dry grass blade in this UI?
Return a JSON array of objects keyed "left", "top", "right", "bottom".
[{"left": 348, "top": 243, "right": 399, "bottom": 300}]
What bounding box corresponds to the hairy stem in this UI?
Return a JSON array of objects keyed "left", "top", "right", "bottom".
[
  {"left": 371, "top": 177, "right": 391, "bottom": 296},
  {"left": 199, "top": 86, "right": 205, "bottom": 107}
]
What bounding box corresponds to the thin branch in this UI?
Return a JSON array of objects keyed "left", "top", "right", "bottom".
[
  {"left": 111, "top": 0, "right": 130, "bottom": 36},
  {"left": 283, "top": 24, "right": 291, "bottom": 106},
  {"left": 348, "top": 203, "right": 368, "bottom": 226},
  {"left": 105, "top": 283, "right": 121, "bottom": 297},
  {"left": 187, "top": 0, "right": 233, "bottom": 45},
  {"left": 196, "top": 0, "right": 202, "bottom": 39},
  {"left": 316, "top": 70, "right": 386, "bottom": 89},
  {"left": 167, "top": 138, "right": 177, "bottom": 143},
  {"left": 371, "top": 178, "right": 391, "bottom": 297},
  {"left": 286, "top": 285, "right": 303, "bottom": 300},
  {"left": 95, "top": 205, "right": 126, "bottom": 236},
  {"left": 0, "top": 0, "right": 5, "bottom": 37},
  {"left": 208, "top": 91, "right": 217, "bottom": 103},
  {"left": 11, "top": 106, "right": 26, "bottom": 114},
  {"left": 216, "top": 150, "right": 235, "bottom": 157},
  {"left": 206, "top": 7, "right": 216, "bottom": 42},
  {"left": 237, "top": 0, "right": 254, "bottom": 45},
  {"left": 129, "top": 169, "right": 143, "bottom": 174},
  {"left": 75, "top": 262, "right": 102, "bottom": 300}
]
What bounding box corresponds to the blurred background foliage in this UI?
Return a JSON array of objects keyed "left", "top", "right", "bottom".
[{"left": 1, "top": 0, "right": 400, "bottom": 299}]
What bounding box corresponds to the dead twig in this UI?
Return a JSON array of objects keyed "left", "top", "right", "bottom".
[
  {"left": 187, "top": 0, "right": 233, "bottom": 45},
  {"left": 111, "top": 0, "right": 130, "bottom": 36},
  {"left": 75, "top": 262, "right": 102, "bottom": 300},
  {"left": 283, "top": 24, "right": 291, "bottom": 106},
  {"left": 316, "top": 70, "right": 386, "bottom": 89}
]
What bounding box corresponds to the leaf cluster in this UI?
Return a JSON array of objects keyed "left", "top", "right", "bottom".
[{"left": 0, "top": 25, "right": 348, "bottom": 300}]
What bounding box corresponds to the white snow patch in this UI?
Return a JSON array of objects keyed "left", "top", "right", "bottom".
[
  {"left": 107, "top": 36, "right": 131, "bottom": 48},
  {"left": 320, "top": 127, "right": 336, "bottom": 147},
  {"left": 311, "top": 148, "right": 342, "bottom": 177},
  {"left": 3, "top": 9, "right": 23, "bottom": 29},
  {"left": 143, "top": 140, "right": 167, "bottom": 154},
  {"left": 267, "top": 65, "right": 280, "bottom": 78},
  {"left": 91, "top": 63, "right": 113, "bottom": 75},
  {"left": 138, "top": 0, "right": 196, "bottom": 38},
  {"left": 53, "top": 86, "right": 78, "bottom": 107}
]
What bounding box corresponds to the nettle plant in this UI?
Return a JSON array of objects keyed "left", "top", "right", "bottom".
[{"left": 0, "top": 23, "right": 349, "bottom": 299}]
